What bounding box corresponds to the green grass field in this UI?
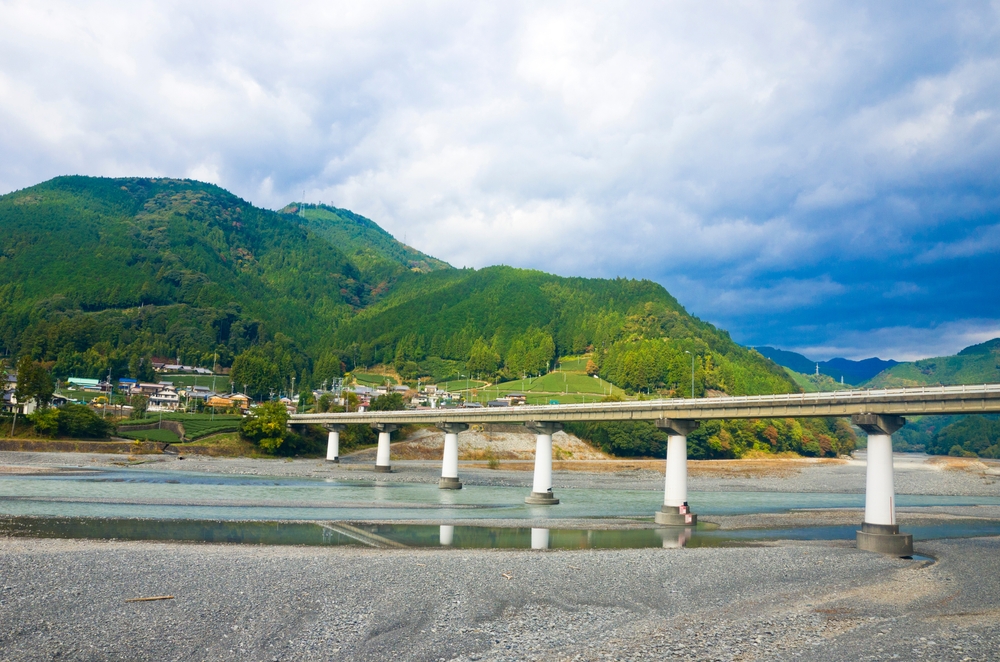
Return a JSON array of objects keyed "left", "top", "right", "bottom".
[
  {"left": 491, "top": 371, "right": 622, "bottom": 396},
  {"left": 352, "top": 372, "right": 398, "bottom": 386},
  {"left": 556, "top": 356, "right": 591, "bottom": 372},
  {"left": 435, "top": 379, "right": 488, "bottom": 393},
  {"left": 123, "top": 414, "right": 242, "bottom": 440},
  {"left": 118, "top": 428, "right": 180, "bottom": 443},
  {"left": 160, "top": 374, "right": 232, "bottom": 392}
]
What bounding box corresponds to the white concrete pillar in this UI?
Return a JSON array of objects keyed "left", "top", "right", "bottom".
[
  {"left": 325, "top": 424, "right": 344, "bottom": 462},
  {"left": 531, "top": 528, "right": 550, "bottom": 550},
  {"left": 864, "top": 433, "right": 895, "bottom": 526},
  {"left": 371, "top": 423, "right": 397, "bottom": 473},
  {"left": 524, "top": 421, "right": 562, "bottom": 505},
  {"left": 439, "top": 525, "right": 454, "bottom": 546},
  {"left": 852, "top": 414, "right": 913, "bottom": 556},
  {"left": 664, "top": 434, "right": 688, "bottom": 508},
  {"left": 436, "top": 423, "right": 468, "bottom": 489},
  {"left": 654, "top": 419, "right": 699, "bottom": 526}
]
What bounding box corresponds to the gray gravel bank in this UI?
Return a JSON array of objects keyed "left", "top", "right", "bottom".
[{"left": 1, "top": 535, "right": 998, "bottom": 661}]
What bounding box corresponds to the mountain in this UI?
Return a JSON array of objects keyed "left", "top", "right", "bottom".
[
  {"left": 0, "top": 176, "right": 389, "bottom": 377},
  {"left": 865, "top": 338, "right": 1000, "bottom": 388},
  {"left": 285, "top": 203, "right": 451, "bottom": 281},
  {"left": 0, "top": 176, "right": 796, "bottom": 402},
  {"left": 754, "top": 346, "right": 898, "bottom": 385}
]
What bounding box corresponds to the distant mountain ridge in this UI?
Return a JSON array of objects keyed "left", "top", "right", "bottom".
[
  {"left": 753, "top": 346, "right": 898, "bottom": 385},
  {"left": 866, "top": 338, "right": 1000, "bottom": 388}
]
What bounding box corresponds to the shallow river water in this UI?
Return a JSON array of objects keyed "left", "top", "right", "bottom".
[{"left": 2, "top": 468, "right": 999, "bottom": 550}]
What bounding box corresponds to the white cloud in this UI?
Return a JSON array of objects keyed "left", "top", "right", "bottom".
[{"left": 2, "top": 1, "right": 1000, "bottom": 355}]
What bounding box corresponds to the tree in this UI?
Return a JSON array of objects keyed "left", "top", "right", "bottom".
[
  {"left": 129, "top": 393, "right": 149, "bottom": 419},
  {"left": 15, "top": 356, "right": 54, "bottom": 409},
  {"left": 466, "top": 338, "right": 500, "bottom": 377},
  {"left": 370, "top": 392, "right": 404, "bottom": 411},
  {"left": 314, "top": 351, "right": 343, "bottom": 384},
  {"left": 238, "top": 401, "right": 289, "bottom": 453},
  {"left": 57, "top": 404, "right": 113, "bottom": 438},
  {"left": 230, "top": 349, "right": 281, "bottom": 398}
]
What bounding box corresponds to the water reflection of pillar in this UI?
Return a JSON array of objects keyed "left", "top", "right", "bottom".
[
  {"left": 324, "top": 424, "right": 345, "bottom": 462},
  {"left": 531, "top": 528, "right": 550, "bottom": 550},
  {"left": 439, "top": 525, "right": 455, "bottom": 546},
  {"left": 654, "top": 418, "right": 699, "bottom": 526},
  {"left": 372, "top": 484, "right": 390, "bottom": 502},
  {"left": 524, "top": 421, "right": 562, "bottom": 505},
  {"left": 436, "top": 422, "right": 468, "bottom": 489},
  {"left": 658, "top": 527, "right": 694, "bottom": 549},
  {"left": 371, "top": 423, "right": 397, "bottom": 473},
  {"left": 852, "top": 414, "right": 913, "bottom": 556}
]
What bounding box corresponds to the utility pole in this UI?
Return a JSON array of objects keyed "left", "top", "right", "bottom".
[{"left": 685, "top": 351, "right": 695, "bottom": 399}]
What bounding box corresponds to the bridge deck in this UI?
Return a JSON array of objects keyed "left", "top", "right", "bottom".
[{"left": 289, "top": 383, "right": 1000, "bottom": 426}]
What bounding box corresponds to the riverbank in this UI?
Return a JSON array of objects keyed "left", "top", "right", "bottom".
[{"left": 1, "top": 535, "right": 998, "bottom": 661}]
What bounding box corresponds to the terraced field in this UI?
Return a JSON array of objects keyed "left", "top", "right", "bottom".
[{"left": 122, "top": 414, "right": 242, "bottom": 440}]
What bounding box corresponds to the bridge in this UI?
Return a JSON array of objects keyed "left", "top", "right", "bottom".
[{"left": 289, "top": 383, "right": 1000, "bottom": 557}]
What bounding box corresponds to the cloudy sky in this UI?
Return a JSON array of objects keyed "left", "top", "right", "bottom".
[{"left": 2, "top": 1, "right": 1000, "bottom": 361}]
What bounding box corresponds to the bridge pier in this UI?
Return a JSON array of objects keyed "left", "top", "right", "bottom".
[
  {"left": 525, "top": 421, "right": 562, "bottom": 505},
  {"left": 439, "top": 525, "right": 454, "bottom": 546},
  {"left": 436, "top": 423, "right": 468, "bottom": 489},
  {"left": 853, "top": 414, "right": 913, "bottom": 556},
  {"left": 654, "top": 419, "right": 699, "bottom": 526},
  {"left": 531, "top": 528, "right": 550, "bottom": 549},
  {"left": 371, "top": 423, "right": 398, "bottom": 473},
  {"left": 324, "top": 424, "right": 345, "bottom": 462}
]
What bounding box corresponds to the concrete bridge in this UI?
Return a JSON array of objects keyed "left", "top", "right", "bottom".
[{"left": 290, "top": 383, "right": 1000, "bottom": 557}]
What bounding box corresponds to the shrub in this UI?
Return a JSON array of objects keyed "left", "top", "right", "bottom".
[
  {"left": 239, "top": 401, "right": 289, "bottom": 453},
  {"left": 30, "top": 404, "right": 114, "bottom": 439}
]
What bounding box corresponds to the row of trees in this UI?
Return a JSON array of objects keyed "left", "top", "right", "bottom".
[
  {"left": 465, "top": 328, "right": 556, "bottom": 381},
  {"left": 565, "top": 414, "right": 856, "bottom": 459}
]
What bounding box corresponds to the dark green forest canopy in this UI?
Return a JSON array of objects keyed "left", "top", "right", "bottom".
[
  {"left": 0, "top": 176, "right": 368, "bottom": 372},
  {"left": 0, "top": 176, "right": 795, "bottom": 399}
]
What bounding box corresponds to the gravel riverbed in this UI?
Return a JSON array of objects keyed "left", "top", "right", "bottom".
[
  {"left": 1, "top": 450, "right": 999, "bottom": 660},
  {"left": 1, "top": 536, "right": 998, "bottom": 661}
]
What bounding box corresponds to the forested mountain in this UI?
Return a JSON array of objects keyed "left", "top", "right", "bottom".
[
  {"left": 0, "top": 177, "right": 372, "bottom": 377},
  {"left": 0, "top": 176, "right": 796, "bottom": 402},
  {"left": 287, "top": 203, "right": 451, "bottom": 281},
  {"left": 866, "top": 338, "right": 1000, "bottom": 388}
]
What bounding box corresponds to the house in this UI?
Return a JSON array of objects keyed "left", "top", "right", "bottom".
[
  {"left": 136, "top": 382, "right": 164, "bottom": 395},
  {"left": 67, "top": 377, "right": 102, "bottom": 391},
  {"left": 392, "top": 385, "right": 410, "bottom": 394},
  {"left": 206, "top": 396, "right": 234, "bottom": 409},
  {"left": 507, "top": 393, "right": 527, "bottom": 406},
  {"left": 182, "top": 385, "right": 214, "bottom": 400},
  {"left": 149, "top": 387, "right": 180, "bottom": 412}
]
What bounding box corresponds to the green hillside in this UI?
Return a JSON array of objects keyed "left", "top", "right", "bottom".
[
  {"left": 865, "top": 338, "right": 1000, "bottom": 387},
  {"left": 784, "top": 367, "right": 851, "bottom": 393},
  {"left": 333, "top": 266, "right": 796, "bottom": 396},
  {"left": 288, "top": 204, "right": 451, "bottom": 280},
  {"left": 0, "top": 177, "right": 379, "bottom": 379},
  {"left": 0, "top": 176, "right": 796, "bottom": 404}
]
